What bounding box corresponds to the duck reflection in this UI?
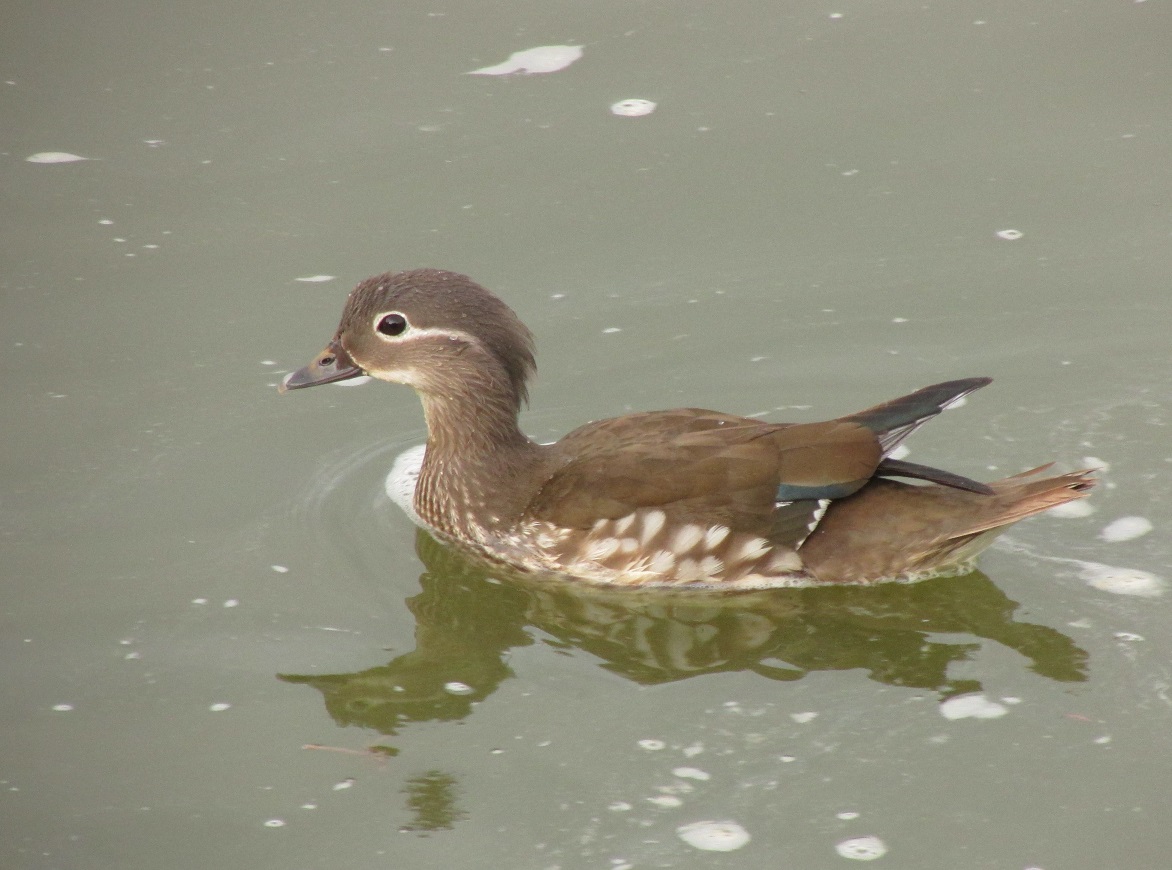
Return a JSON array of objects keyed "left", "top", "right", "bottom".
[{"left": 280, "top": 528, "right": 1087, "bottom": 739}]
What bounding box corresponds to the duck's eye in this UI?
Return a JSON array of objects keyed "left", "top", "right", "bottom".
[{"left": 376, "top": 313, "right": 408, "bottom": 337}]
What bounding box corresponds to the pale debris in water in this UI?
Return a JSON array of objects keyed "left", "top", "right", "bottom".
[
  {"left": 610, "top": 99, "right": 657, "bottom": 117},
  {"left": 1098, "top": 516, "right": 1153, "bottom": 542},
  {"left": 26, "top": 152, "right": 89, "bottom": 163},
  {"left": 295, "top": 275, "right": 335, "bottom": 283},
  {"left": 836, "top": 835, "right": 888, "bottom": 861},
  {"left": 331, "top": 375, "right": 371, "bottom": 387},
  {"left": 672, "top": 767, "right": 710, "bottom": 781},
  {"left": 1080, "top": 561, "right": 1164, "bottom": 597},
  {"left": 1048, "top": 499, "right": 1095, "bottom": 518},
  {"left": 939, "top": 693, "right": 1008, "bottom": 720},
  {"left": 647, "top": 794, "right": 682, "bottom": 808},
  {"left": 676, "top": 820, "right": 751, "bottom": 852},
  {"left": 467, "top": 45, "right": 583, "bottom": 76}
]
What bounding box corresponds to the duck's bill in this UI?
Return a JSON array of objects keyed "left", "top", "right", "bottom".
[{"left": 279, "top": 341, "right": 364, "bottom": 392}]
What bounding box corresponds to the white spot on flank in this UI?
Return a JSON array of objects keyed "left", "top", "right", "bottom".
[
  {"left": 704, "top": 525, "right": 730, "bottom": 549},
  {"left": 734, "top": 537, "right": 771, "bottom": 563},
  {"left": 641, "top": 510, "right": 666, "bottom": 544},
  {"left": 676, "top": 558, "right": 702, "bottom": 582},
  {"left": 648, "top": 550, "right": 676, "bottom": 573},
  {"left": 614, "top": 513, "right": 636, "bottom": 535},
  {"left": 698, "top": 555, "right": 724, "bottom": 577},
  {"left": 767, "top": 550, "right": 803, "bottom": 573},
  {"left": 586, "top": 537, "right": 620, "bottom": 561},
  {"left": 671, "top": 524, "right": 704, "bottom": 553}
]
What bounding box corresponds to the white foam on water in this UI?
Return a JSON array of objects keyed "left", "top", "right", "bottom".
[
  {"left": 1080, "top": 562, "right": 1164, "bottom": 597},
  {"left": 1099, "top": 516, "right": 1153, "bottom": 542},
  {"left": 1048, "top": 499, "right": 1095, "bottom": 518},
  {"left": 611, "top": 99, "right": 657, "bottom": 117},
  {"left": 676, "top": 820, "right": 750, "bottom": 852},
  {"left": 836, "top": 835, "right": 888, "bottom": 860},
  {"left": 26, "top": 151, "right": 88, "bottom": 163},
  {"left": 467, "top": 45, "right": 583, "bottom": 76},
  {"left": 939, "top": 693, "right": 1008, "bottom": 720}
]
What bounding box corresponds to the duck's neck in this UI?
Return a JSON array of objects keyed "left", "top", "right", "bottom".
[{"left": 413, "top": 385, "right": 541, "bottom": 536}]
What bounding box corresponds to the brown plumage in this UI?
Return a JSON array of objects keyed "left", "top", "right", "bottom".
[{"left": 281, "top": 269, "right": 1094, "bottom": 588}]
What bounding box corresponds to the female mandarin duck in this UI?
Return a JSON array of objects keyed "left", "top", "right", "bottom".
[{"left": 281, "top": 269, "right": 1093, "bottom": 589}]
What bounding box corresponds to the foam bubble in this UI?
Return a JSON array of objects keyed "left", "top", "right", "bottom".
[
  {"left": 1081, "top": 562, "right": 1164, "bottom": 597},
  {"left": 676, "top": 820, "right": 750, "bottom": 852},
  {"left": 1099, "top": 516, "right": 1153, "bottom": 542},
  {"left": 443, "top": 681, "right": 474, "bottom": 695},
  {"left": 647, "top": 795, "right": 683, "bottom": 808},
  {"left": 467, "top": 45, "right": 583, "bottom": 76},
  {"left": 995, "top": 229, "right": 1023, "bottom": 240},
  {"left": 26, "top": 151, "right": 88, "bottom": 163},
  {"left": 939, "top": 693, "right": 1008, "bottom": 720},
  {"left": 836, "top": 835, "right": 888, "bottom": 860},
  {"left": 672, "top": 767, "right": 710, "bottom": 781},
  {"left": 638, "top": 739, "right": 666, "bottom": 751},
  {"left": 611, "top": 99, "right": 657, "bottom": 117},
  {"left": 1048, "top": 499, "right": 1095, "bottom": 518}
]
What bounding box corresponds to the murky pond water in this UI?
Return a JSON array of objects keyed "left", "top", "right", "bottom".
[{"left": 4, "top": 2, "right": 1171, "bottom": 868}]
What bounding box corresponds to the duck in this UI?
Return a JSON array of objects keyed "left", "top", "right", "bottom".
[{"left": 280, "top": 269, "right": 1094, "bottom": 589}]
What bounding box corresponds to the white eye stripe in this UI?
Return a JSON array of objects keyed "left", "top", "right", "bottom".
[{"left": 370, "top": 313, "right": 476, "bottom": 347}]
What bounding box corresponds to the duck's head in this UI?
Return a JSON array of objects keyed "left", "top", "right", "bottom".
[{"left": 281, "top": 269, "right": 536, "bottom": 409}]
